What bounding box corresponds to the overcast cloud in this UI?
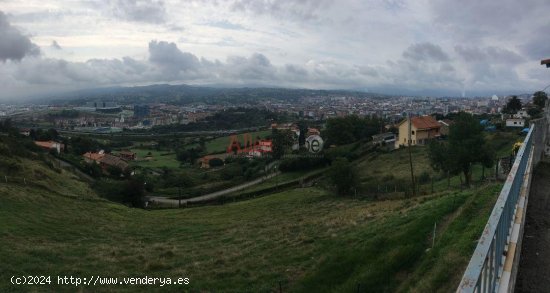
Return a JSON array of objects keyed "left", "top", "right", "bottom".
[
  {"left": 0, "top": 0, "right": 549, "bottom": 99},
  {"left": 0, "top": 11, "right": 40, "bottom": 62}
]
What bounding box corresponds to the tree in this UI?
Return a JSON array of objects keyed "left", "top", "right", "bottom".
[
  {"left": 164, "top": 171, "right": 195, "bottom": 188},
  {"left": 176, "top": 147, "right": 202, "bottom": 164},
  {"left": 428, "top": 141, "right": 458, "bottom": 188},
  {"left": 533, "top": 91, "right": 548, "bottom": 108},
  {"left": 527, "top": 107, "right": 542, "bottom": 118},
  {"left": 428, "top": 112, "right": 494, "bottom": 187},
  {"left": 123, "top": 177, "right": 145, "bottom": 207},
  {"left": 298, "top": 121, "right": 308, "bottom": 147},
  {"left": 480, "top": 143, "right": 496, "bottom": 180},
  {"left": 503, "top": 96, "right": 522, "bottom": 114},
  {"left": 107, "top": 165, "right": 123, "bottom": 178},
  {"left": 325, "top": 117, "right": 355, "bottom": 145},
  {"left": 272, "top": 129, "right": 294, "bottom": 159},
  {"left": 325, "top": 115, "right": 382, "bottom": 145},
  {"left": 84, "top": 162, "right": 102, "bottom": 178},
  {"left": 327, "top": 157, "right": 359, "bottom": 196}
]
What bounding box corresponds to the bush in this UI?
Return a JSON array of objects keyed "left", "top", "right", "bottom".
[
  {"left": 163, "top": 172, "right": 196, "bottom": 188},
  {"left": 279, "top": 156, "right": 330, "bottom": 172},
  {"left": 327, "top": 157, "right": 359, "bottom": 196},
  {"left": 208, "top": 158, "right": 224, "bottom": 167},
  {"left": 221, "top": 165, "right": 243, "bottom": 180},
  {"left": 417, "top": 171, "right": 431, "bottom": 184}
]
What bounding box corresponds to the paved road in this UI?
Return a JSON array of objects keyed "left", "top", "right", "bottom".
[
  {"left": 515, "top": 163, "right": 550, "bottom": 293},
  {"left": 53, "top": 157, "right": 95, "bottom": 182},
  {"left": 58, "top": 127, "right": 266, "bottom": 137},
  {"left": 147, "top": 171, "right": 281, "bottom": 206}
]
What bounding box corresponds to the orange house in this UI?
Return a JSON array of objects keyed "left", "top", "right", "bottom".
[{"left": 395, "top": 116, "right": 441, "bottom": 148}]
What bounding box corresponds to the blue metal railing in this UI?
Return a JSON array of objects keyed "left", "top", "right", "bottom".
[{"left": 456, "top": 125, "right": 535, "bottom": 293}]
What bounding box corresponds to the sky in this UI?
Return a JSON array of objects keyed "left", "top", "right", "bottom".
[{"left": 0, "top": 0, "right": 549, "bottom": 100}]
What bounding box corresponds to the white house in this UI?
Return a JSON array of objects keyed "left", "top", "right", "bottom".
[
  {"left": 514, "top": 110, "right": 530, "bottom": 119},
  {"left": 506, "top": 118, "right": 525, "bottom": 128}
]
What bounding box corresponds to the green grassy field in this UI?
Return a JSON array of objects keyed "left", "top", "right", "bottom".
[
  {"left": 128, "top": 149, "right": 180, "bottom": 169},
  {"left": 0, "top": 153, "right": 501, "bottom": 292},
  {"left": 192, "top": 130, "right": 272, "bottom": 154}
]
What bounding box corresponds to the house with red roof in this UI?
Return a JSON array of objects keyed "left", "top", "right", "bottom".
[
  {"left": 395, "top": 116, "right": 441, "bottom": 148},
  {"left": 34, "top": 140, "right": 65, "bottom": 154}
]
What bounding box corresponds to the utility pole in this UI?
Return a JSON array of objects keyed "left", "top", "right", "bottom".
[{"left": 407, "top": 113, "right": 416, "bottom": 197}]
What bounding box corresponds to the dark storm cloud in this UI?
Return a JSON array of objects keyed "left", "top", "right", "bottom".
[
  {"left": 148, "top": 40, "right": 279, "bottom": 83},
  {"left": 454, "top": 46, "right": 525, "bottom": 64},
  {"left": 12, "top": 57, "right": 152, "bottom": 85},
  {"left": 358, "top": 65, "right": 380, "bottom": 77},
  {"left": 520, "top": 24, "right": 550, "bottom": 60},
  {"left": 0, "top": 11, "right": 40, "bottom": 61},
  {"left": 111, "top": 0, "right": 166, "bottom": 24},
  {"left": 51, "top": 40, "right": 62, "bottom": 50},
  {"left": 285, "top": 64, "right": 308, "bottom": 76},
  {"left": 402, "top": 42, "right": 449, "bottom": 62},
  {"left": 451, "top": 45, "right": 525, "bottom": 90},
  {"left": 148, "top": 40, "right": 201, "bottom": 74},
  {"left": 223, "top": 53, "right": 277, "bottom": 81},
  {"left": 378, "top": 43, "right": 462, "bottom": 93}
]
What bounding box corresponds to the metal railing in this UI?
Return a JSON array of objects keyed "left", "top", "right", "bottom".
[{"left": 456, "top": 125, "right": 536, "bottom": 293}]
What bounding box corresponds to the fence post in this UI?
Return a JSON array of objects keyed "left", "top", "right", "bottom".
[{"left": 432, "top": 222, "right": 437, "bottom": 248}]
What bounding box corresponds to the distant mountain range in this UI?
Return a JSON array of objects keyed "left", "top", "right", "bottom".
[
  {"left": 41, "top": 83, "right": 390, "bottom": 105},
  {"left": 27, "top": 83, "right": 532, "bottom": 105}
]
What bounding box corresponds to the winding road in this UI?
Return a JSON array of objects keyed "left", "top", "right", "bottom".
[{"left": 146, "top": 171, "right": 281, "bottom": 207}]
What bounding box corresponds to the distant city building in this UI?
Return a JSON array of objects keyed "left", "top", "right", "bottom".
[
  {"left": 19, "top": 128, "right": 31, "bottom": 136},
  {"left": 81, "top": 101, "right": 121, "bottom": 113},
  {"left": 134, "top": 105, "right": 150, "bottom": 118},
  {"left": 514, "top": 110, "right": 530, "bottom": 119}
]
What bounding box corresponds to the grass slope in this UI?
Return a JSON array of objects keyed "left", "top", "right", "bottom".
[
  {"left": 1, "top": 156, "right": 500, "bottom": 292},
  {"left": 356, "top": 131, "right": 519, "bottom": 195}
]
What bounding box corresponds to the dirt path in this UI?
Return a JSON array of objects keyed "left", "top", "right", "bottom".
[{"left": 515, "top": 163, "right": 550, "bottom": 293}]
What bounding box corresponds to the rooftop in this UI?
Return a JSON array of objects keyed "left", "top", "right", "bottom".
[{"left": 399, "top": 116, "right": 440, "bottom": 130}]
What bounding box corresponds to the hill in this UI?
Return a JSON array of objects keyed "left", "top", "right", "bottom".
[
  {"left": 38, "top": 83, "right": 387, "bottom": 105},
  {"left": 1, "top": 135, "right": 501, "bottom": 292}
]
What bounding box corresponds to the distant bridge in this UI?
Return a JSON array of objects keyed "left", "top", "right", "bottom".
[{"left": 456, "top": 105, "right": 550, "bottom": 293}]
